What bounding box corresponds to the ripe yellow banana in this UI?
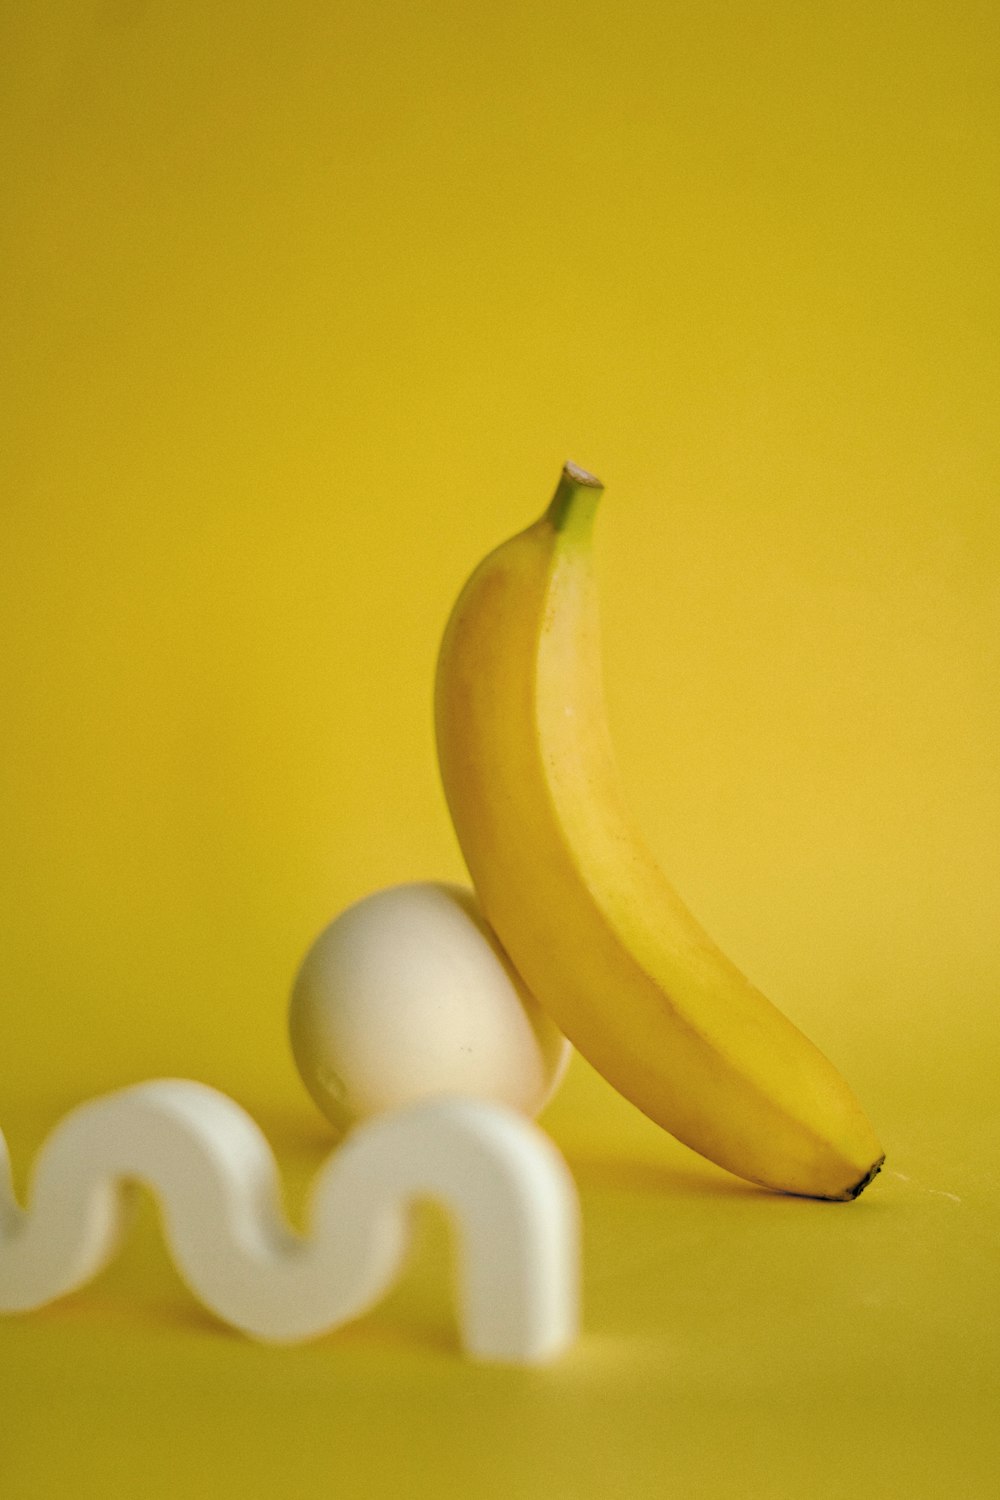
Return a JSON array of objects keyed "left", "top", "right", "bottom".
[{"left": 434, "top": 461, "right": 884, "bottom": 1200}]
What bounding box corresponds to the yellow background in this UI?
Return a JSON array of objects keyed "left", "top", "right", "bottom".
[{"left": 1, "top": 2, "right": 997, "bottom": 1495}]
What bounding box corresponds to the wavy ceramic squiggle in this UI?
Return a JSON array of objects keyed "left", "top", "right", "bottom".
[{"left": 0, "top": 1081, "right": 580, "bottom": 1363}]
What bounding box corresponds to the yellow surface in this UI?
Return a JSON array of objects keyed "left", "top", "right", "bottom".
[{"left": 1, "top": 2, "right": 997, "bottom": 1495}]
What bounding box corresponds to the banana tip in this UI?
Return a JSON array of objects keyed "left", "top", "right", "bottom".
[
  {"left": 843, "top": 1154, "right": 886, "bottom": 1201},
  {"left": 562, "top": 460, "right": 604, "bottom": 489}
]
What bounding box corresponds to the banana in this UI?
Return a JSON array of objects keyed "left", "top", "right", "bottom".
[{"left": 434, "top": 461, "right": 885, "bottom": 1200}]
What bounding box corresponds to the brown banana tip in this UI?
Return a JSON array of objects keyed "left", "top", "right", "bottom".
[
  {"left": 845, "top": 1154, "right": 886, "bottom": 1201},
  {"left": 562, "top": 460, "right": 603, "bottom": 488}
]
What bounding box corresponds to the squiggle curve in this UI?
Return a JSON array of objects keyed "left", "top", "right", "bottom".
[{"left": 0, "top": 1081, "right": 580, "bottom": 1363}]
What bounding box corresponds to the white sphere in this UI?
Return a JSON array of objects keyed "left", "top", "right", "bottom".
[{"left": 289, "top": 882, "right": 571, "bottom": 1132}]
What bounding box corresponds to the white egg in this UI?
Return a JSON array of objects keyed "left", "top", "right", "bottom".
[{"left": 288, "top": 882, "right": 571, "bottom": 1132}]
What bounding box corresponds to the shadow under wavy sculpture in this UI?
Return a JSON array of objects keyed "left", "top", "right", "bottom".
[{"left": 0, "top": 1080, "right": 580, "bottom": 1364}]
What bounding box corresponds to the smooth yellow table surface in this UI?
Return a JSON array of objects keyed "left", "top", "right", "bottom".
[{"left": 2, "top": 3, "right": 997, "bottom": 1495}]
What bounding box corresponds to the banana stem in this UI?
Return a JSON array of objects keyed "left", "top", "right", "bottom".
[{"left": 546, "top": 461, "right": 605, "bottom": 536}]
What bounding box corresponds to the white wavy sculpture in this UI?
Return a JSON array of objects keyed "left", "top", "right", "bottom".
[{"left": 0, "top": 1081, "right": 580, "bottom": 1364}]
